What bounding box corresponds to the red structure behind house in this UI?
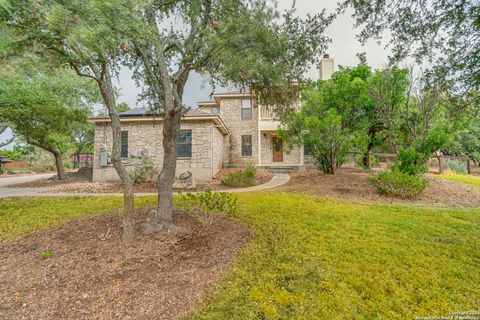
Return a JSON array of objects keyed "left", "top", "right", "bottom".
[{"left": 71, "top": 153, "right": 93, "bottom": 168}]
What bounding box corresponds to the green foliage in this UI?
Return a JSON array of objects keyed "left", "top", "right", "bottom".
[
  {"left": 367, "top": 67, "right": 409, "bottom": 151},
  {"left": 117, "top": 102, "right": 130, "bottom": 113},
  {"left": 343, "top": 0, "right": 479, "bottom": 93},
  {"left": 280, "top": 67, "right": 371, "bottom": 174},
  {"left": 178, "top": 191, "right": 237, "bottom": 226},
  {"left": 0, "top": 144, "right": 30, "bottom": 161},
  {"left": 369, "top": 167, "right": 428, "bottom": 198},
  {"left": 355, "top": 152, "right": 377, "bottom": 170},
  {"left": 192, "top": 193, "right": 480, "bottom": 319},
  {"left": 41, "top": 248, "right": 54, "bottom": 260},
  {"left": 72, "top": 123, "right": 95, "bottom": 154},
  {"left": 199, "top": 2, "right": 333, "bottom": 107},
  {"left": 221, "top": 165, "right": 257, "bottom": 187},
  {"left": 397, "top": 148, "right": 427, "bottom": 175},
  {"left": 454, "top": 114, "right": 480, "bottom": 163},
  {"left": 128, "top": 157, "right": 158, "bottom": 184},
  {"left": 0, "top": 61, "right": 98, "bottom": 166}
]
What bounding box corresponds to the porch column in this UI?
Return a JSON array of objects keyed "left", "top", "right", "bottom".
[
  {"left": 258, "top": 104, "right": 262, "bottom": 166},
  {"left": 258, "top": 129, "right": 262, "bottom": 165},
  {"left": 300, "top": 144, "right": 304, "bottom": 166}
]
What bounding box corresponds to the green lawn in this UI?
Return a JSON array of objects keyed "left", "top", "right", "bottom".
[
  {"left": 1, "top": 194, "right": 479, "bottom": 319},
  {"left": 0, "top": 196, "right": 155, "bottom": 239},
  {"left": 192, "top": 193, "right": 480, "bottom": 319},
  {"left": 434, "top": 173, "right": 480, "bottom": 188}
]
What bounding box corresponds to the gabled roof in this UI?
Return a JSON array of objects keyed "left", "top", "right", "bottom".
[
  {"left": 116, "top": 108, "right": 213, "bottom": 118},
  {"left": 197, "top": 100, "right": 218, "bottom": 106},
  {"left": 90, "top": 108, "right": 229, "bottom": 134}
]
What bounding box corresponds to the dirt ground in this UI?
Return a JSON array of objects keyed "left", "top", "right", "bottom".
[
  {"left": 11, "top": 168, "right": 274, "bottom": 193},
  {"left": 0, "top": 208, "right": 251, "bottom": 320},
  {"left": 278, "top": 168, "right": 480, "bottom": 209}
]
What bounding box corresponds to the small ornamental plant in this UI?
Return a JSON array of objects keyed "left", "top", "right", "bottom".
[
  {"left": 179, "top": 190, "right": 238, "bottom": 226},
  {"left": 221, "top": 164, "right": 257, "bottom": 187}
]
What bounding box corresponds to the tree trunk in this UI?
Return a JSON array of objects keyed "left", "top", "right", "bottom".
[
  {"left": 96, "top": 66, "right": 135, "bottom": 242},
  {"left": 155, "top": 108, "right": 182, "bottom": 229},
  {"left": 328, "top": 147, "right": 335, "bottom": 174},
  {"left": 27, "top": 140, "right": 66, "bottom": 180},
  {"left": 363, "top": 142, "right": 374, "bottom": 169},
  {"left": 53, "top": 151, "right": 65, "bottom": 180}
]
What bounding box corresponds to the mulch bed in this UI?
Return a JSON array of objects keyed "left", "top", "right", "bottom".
[
  {"left": 278, "top": 167, "right": 480, "bottom": 209},
  {"left": 17, "top": 168, "right": 274, "bottom": 194},
  {"left": 0, "top": 209, "right": 252, "bottom": 319}
]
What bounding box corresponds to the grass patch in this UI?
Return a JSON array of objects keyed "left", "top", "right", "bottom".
[
  {"left": 434, "top": 173, "right": 480, "bottom": 188},
  {"left": 1, "top": 193, "right": 479, "bottom": 318},
  {"left": 191, "top": 193, "right": 480, "bottom": 319},
  {"left": 0, "top": 196, "right": 155, "bottom": 240}
]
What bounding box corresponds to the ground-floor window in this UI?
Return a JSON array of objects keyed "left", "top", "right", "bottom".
[
  {"left": 177, "top": 130, "right": 192, "bottom": 157},
  {"left": 121, "top": 131, "right": 128, "bottom": 158},
  {"left": 242, "top": 135, "right": 252, "bottom": 156},
  {"left": 304, "top": 144, "right": 313, "bottom": 155}
]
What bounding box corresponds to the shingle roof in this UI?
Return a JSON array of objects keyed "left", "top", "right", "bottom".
[{"left": 118, "top": 108, "right": 211, "bottom": 118}]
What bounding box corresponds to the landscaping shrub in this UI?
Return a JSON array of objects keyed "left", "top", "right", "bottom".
[
  {"left": 128, "top": 157, "right": 158, "bottom": 184},
  {"left": 221, "top": 164, "right": 257, "bottom": 187},
  {"left": 368, "top": 167, "right": 428, "bottom": 198},
  {"left": 179, "top": 190, "right": 237, "bottom": 226},
  {"left": 397, "top": 147, "right": 427, "bottom": 175}
]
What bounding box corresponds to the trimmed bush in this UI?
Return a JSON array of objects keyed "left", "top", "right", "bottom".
[
  {"left": 128, "top": 157, "right": 158, "bottom": 184},
  {"left": 179, "top": 190, "right": 237, "bottom": 226},
  {"left": 221, "top": 164, "right": 257, "bottom": 188},
  {"left": 369, "top": 167, "right": 428, "bottom": 198},
  {"left": 397, "top": 148, "right": 427, "bottom": 175}
]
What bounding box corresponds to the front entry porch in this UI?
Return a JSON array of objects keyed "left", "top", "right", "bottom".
[{"left": 258, "top": 131, "right": 304, "bottom": 168}]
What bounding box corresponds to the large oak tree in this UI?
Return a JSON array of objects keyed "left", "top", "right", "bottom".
[
  {"left": 1, "top": 0, "right": 334, "bottom": 238},
  {"left": 0, "top": 62, "right": 97, "bottom": 179}
]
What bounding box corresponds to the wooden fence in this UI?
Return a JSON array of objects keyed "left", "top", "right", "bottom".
[{"left": 345, "top": 152, "right": 475, "bottom": 174}]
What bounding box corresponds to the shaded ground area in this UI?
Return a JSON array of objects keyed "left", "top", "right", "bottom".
[
  {"left": 9, "top": 167, "right": 92, "bottom": 189},
  {"left": 0, "top": 208, "right": 251, "bottom": 320},
  {"left": 10, "top": 168, "right": 273, "bottom": 193},
  {"left": 277, "top": 167, "right": 480, "bottom": 209}
]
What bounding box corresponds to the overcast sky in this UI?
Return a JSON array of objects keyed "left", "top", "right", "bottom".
[{"left": 1, "top": 0, "right": 392, "bottom": 149}]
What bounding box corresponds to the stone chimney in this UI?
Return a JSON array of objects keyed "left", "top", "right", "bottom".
[{"left": 318, "top": 54, "right": 335, "bottom": 80}]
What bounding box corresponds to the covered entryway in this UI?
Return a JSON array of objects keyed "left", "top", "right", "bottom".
[{"left": 272, "top": 136, "right": 283, "bottom": 162}]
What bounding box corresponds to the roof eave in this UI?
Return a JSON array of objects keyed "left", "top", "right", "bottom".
[{"left": 89, "top": 115, "right": 230, "bottom": 135}]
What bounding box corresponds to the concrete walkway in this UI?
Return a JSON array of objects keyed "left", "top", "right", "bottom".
[{"left": 0, "top": 173, "right": 290, "bottom": 198}]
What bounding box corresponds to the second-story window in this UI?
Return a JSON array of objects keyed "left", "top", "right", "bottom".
[{"left": 241, "top": 99, "right": 252, "bottom": 120}]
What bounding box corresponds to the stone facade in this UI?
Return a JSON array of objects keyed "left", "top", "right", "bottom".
[
  {"left": 260, "top": 131, "right": 302, "bottom": 165},
  {"left": 92, "top": 92, "right": 310, "bottom": 183},
  {"left": 92, "top": 119, "right": 225, "bottom": 182},
  {"left": 218, "top": 97, "right": 259, "bottom": 166}
]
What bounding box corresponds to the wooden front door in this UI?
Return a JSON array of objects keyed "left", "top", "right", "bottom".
[{"left": 272, "top": 137, "right": 283, "bottom": 162}]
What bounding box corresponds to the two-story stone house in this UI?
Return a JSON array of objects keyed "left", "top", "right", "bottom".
[{"left": 91, "top": 55, "right": 335, "bottom": 182}]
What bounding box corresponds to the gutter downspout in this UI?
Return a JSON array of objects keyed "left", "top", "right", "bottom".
[
  {"left": 258, "top": 104, "right": 262, "bottom": 166},
  {"left": 211, "top": 122, "right": 214, "bottom": 178}
]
